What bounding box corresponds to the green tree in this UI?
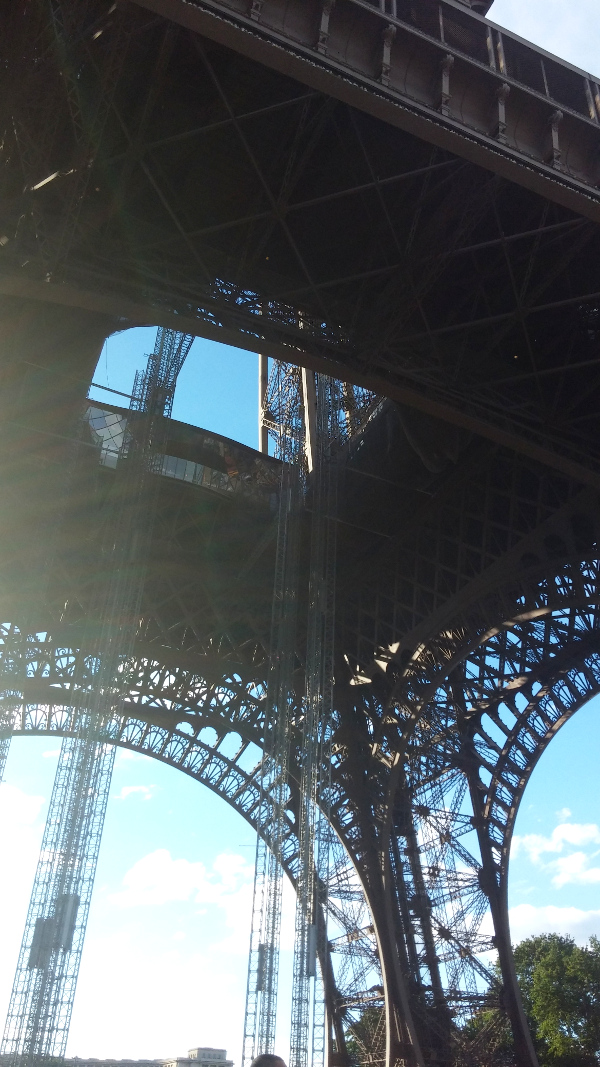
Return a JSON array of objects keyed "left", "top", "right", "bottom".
[
  {"left": 458, "top": 934, "right": 600, "bottom": 1067},
  {"left": 513, "top": 933, "right": 600, "bottom": 1066},
  {"left": 347, "top": 936, "right": 600, "bottom": 1067},
  {"left": 343, "top": 1005, "right": 386, "bottom": 1066}
]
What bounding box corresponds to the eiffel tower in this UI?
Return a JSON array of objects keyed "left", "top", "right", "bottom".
[{"left": 1, "top": 2, "right": 600, "bottom": 1067}]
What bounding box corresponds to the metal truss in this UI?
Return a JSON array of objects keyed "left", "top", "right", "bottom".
[
  {"left": 2, "top": 323, "right": 600, "bottom": 1067},
  {"left": 290, "top": 373, "right": 339, "bottom": 1067},
  {"left": 242, "top": 396, "right": 303, "bottom": 1063},
  {"left": 2, "top": 6, "right": 600, "bottom": 1060},
  {"left": 3, "top": 555, "right": 599, "bottom": 1067},
  {"left": 131, "top": 328, "right": 194, "bottom": 420},
  {"left": 1, "top": 725, "right": 115, "bottom": 1067},
  {"left": 0, "top": 734, "right": 9, "bottom": 782},
  {"left": 0, "top": 625, "right": 384, "bottom": 1045},
  {"left": 0, "top": 328, "right": 194, "bottom": 1067},
  {"left": 261, "top": 361, "right": 379, "bottom": 469},
  {"left": 2, "top": 2, "right": 600, "bottom": 485},
  {"left": 327, "top": 455, "right": 600, "bottom": 1065}
]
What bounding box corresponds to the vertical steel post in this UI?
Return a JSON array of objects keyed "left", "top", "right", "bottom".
[
  {"left": 290, "top": 373, "right": 338, "bottom": 1067},
  {"left": 243, "top": 361, "right": 303, "bottom": 1065},
  {"left": 259, "top": 353, "right": 269, "bottom": 455},
  {"left": 1, "top": 328, "right": 193, "bottom": 1067},
  {"left": 0, "top": 733, "right": 10, "bottom": 783}
]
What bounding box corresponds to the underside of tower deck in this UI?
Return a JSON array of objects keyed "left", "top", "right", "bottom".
[{"left": 1, "top": 3, "right": 600, "bottom": 1067}]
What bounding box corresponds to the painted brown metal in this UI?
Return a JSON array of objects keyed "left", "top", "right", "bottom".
[
  {"left": 130, "top": 0, "right": 600, "bottom": 220},
  {"left": 2, "top": 4, "right": 600, "bottom": 1066}
]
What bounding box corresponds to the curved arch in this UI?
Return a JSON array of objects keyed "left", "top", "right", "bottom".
[
  {"left": 349, "top": 557, "right": 600, "bottom": 1065},
  {"left": 475, "top": 639, "right": 600, "bottom": 880},
  {"left": 7, "top": 714, "right": 382, "bottom": 1034},
  {"left": 0, "top": 625, "right": 296, "bottom": 866},
  {"left": 11, "top": 710, "right": 296, "bottom": 864},
  {"left": 394, "top": 555, "right": 600, "bottom": 740},
  {"left": 5, "top": 556, "right": 600, "bottom": 1064},
  {"left": 0, "top": 628, "right": 383, "bottom": 1042}
]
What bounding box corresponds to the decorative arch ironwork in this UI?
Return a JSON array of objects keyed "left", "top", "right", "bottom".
[{"left": 0, "top": 623, "right": 382, "bottom": 1043}]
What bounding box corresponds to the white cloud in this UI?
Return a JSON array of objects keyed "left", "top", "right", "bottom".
[
  {"left": 68, "top": 929, "right": 247, "bottom": 1060},
  {"left": 552, "top": 852, "right": 600, "bottom": 889},
  {"left": 512, "top": 822, "right": 600, "bottom": 863},
  {"left": 68, "top": 849, "right": 262, "bottom": 1058},
  {"left": 42, "top": 748, "right": 61, "bottom": 759},
  {"left": 0, "top": 783, "right": 45, "bottom": 827},
  {"left": 509, "top": 903, "right": 600, "bottom": 946},
  {"left": 116, "top": 749, "right": 146, "bottom": 763},
  {"left": 113, "top": 784, "right": 155, "bottom": 802},
  {"left": 69, "top": 850, "right": 297, "bottom": 1060},
  {"left": 556, "top": 808, "right": 572, "bottom": 822},
  {"left": 110, "top": 848, "right": 254, "bottom": 922},
  {"left": 110, "top": 848, "right": 211, "bottom": 907},
  {"left": 512, "top": 820, "right": 600, "bottom": 888}
]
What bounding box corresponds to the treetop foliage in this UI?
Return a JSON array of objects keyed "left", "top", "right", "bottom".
[{"left": 513, "top": 933, "right": 600, "bottom": 1066}]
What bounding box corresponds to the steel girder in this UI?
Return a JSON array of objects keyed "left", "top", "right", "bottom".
[
  {"left": 1, "top": 404, "right": 600, "bottom": 1066},
  {"left": 1, "top": 299, "right": 600, "bottom": 1064},
  {"left": 2, "top": 3, "right": 600, "bottom": 484},
  {"left": 1, "top": 570, "right": 599, "bottom": 1067},
  {"left": 1, "top": 2, "right": 600, "bottom": 1062}
]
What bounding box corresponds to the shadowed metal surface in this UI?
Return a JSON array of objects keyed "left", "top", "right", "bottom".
[{"left": 2, "top": 3, "right": 600, "bottom": 1065}]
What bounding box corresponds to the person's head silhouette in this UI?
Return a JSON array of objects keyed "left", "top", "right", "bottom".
[{"left": 250, "top": 1055, "right": 287, "bottom": 1067}]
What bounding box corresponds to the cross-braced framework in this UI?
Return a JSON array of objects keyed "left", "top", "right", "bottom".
[
  {"left": 0, "top": 328, "right": 193, "bottom": 1067},
  {"left": 1, "top": 353, "right": 600, "bottom": 1067},
  {"left": 246, "top": 361, "right": 380, "bottom": 1067},
  {"left": 2, "top": 2, "right": 600, "bottom": 1066},
  {"left": 1, "top": 543, "right": 599, "bottom": 1067},
  {"left": 290, "top": 373, "right": 340, "bottom": 1067},
  {"left": 0, "top": 734, "right": 10, "bottom": 782},
  {"left": 2, "top": 357, "right": 600, "bottom": 1067},
  {"left": 242, "top": 398, "right": 303, "bottom": 1065},
  {"left": 3, "top": 0, "right": 600, "bottom": 486}
]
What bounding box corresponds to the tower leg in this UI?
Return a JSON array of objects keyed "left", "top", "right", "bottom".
[
  {"left": 483, "top": 857, "right": 539, "bottom": 1067},
  {"left": 466, "top": 782, "right": 538, "bottom": 1067}
]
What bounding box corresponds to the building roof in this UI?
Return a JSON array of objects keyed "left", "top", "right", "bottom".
[{"left": 456, "top": 0, "right": 494, "bottom": 15}]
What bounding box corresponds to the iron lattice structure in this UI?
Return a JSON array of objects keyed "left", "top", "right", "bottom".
[
  {"left": 0, "top": 327, "right": 193, "bottom": 1067},
  {"left": 243, "top": 392, "right": 303, "bottom": 1065},
  {"left": 1, "top": 726, "right": 116, "bottom": 1067},
  {"left": 290, "top": 372, "right": 340, "bottom": 1067},
  {"left": 1, "top": 2, "right": 600, "bottom": 1067},
  {"left": 246, "top": 365, "right": 377, "bottom": 1067}
]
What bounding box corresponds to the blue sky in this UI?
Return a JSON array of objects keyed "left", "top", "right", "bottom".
[{"left": 2, "top": 0, "right": 600, "bottom": 1061}]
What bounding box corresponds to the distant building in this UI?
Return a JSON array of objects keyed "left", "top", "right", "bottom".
[
  {"left": 66, "top": 1060, "right": 161, "bottom": 1067},
  {"left": 188, "top": 1052, "right": 232, "bottom": 1066},
  {"left": 66, "top": 1048, "right": 233, "bottom": 1067},
  {"left": 164, "top": 1050, "right": 233, "bottom": 1067}
]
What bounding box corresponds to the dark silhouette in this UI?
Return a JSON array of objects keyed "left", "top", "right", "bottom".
[{"left": 250, "top": 1056, "right": 287, "bottom": 1067}]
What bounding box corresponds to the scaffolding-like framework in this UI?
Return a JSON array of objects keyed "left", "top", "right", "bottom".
[
  {"left": 245, "top": 358, "right": 380, "bottom": 1067},
  {"left": 242, "top": 382, "right": 303, "bottom": 1065},
  {"left": 2, "top": 5, "right": 600, "bottom": 1066},
  {"left": 290, "top": 372, "right": 339, "bottom": 1067},
  {"left": 0, "top": 329, "right": 193, "bottom": 1067}
]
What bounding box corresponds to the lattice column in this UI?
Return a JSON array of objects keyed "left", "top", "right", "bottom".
[
  {"left": 1, "top": 725, "right": 115, "bottom": 1066},
  {"left": 1, "top": 328, "right": 193, "bottom": 1066},
  {"left": 242, "top": 461, "right": 302, "bottom": 1064},
  {"left": 0, "top": 734, "right": 10, "bottom": 782},
  {"left": 243, "top": 360, "right": 304, "bottom": 1065},
  {"left": 290, "top": 374, "right": 339, "bottom": 1067}
]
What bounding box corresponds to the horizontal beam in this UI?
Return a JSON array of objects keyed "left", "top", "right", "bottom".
[
  {"left": 130, "top": 0, "right": 600, "bottom": 223},
  {"left": 2, "top": 271, "right": 600, "bottom": 489}
]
